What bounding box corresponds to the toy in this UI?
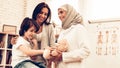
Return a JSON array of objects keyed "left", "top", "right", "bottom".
[{"left": 43, "top": 39, "right": 68, "bottom": 68}]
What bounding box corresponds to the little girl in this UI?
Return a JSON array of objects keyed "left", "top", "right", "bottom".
[{"left": 11, "top": 17, "right": 46, "bottom": 68}]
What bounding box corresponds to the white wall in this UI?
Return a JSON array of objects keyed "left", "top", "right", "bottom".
[
  {"left": 0, "top": 0, "right": 25, "bottom": 34},
  {"left": 83, "top": 0, "right": 120, "bottom": 21},
  {"left": 25, "top": 0, "right": 45, "bottom": 17}
]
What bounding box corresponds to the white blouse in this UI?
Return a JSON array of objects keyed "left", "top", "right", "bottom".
[{"left": 57, "top": 24, "right": 90, "bottom": 68}]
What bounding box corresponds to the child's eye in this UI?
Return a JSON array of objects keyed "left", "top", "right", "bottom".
[{"left": 30, "top": 29, "right": 35, "bottom": 32}]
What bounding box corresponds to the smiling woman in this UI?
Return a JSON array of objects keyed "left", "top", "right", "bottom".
[
  {"left": 32, "top": 2, "right": 55, "bottom": 68},
  {"left": 48, "top": 0, "right": 80, "bottom": 25},
  {"left": 47, "top": 4, "right": 90, "bottom": 68},
  {"left": 58, "top": 8, "right": 67, "bottom": 22}
]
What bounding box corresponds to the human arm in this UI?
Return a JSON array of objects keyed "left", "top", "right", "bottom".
[
  {"left": 8, "top": 36, "right": 18, "bottom": 48},
  {"left": 45, "top": 40, "right": 68, "bottom": 62},
  {"left": 43, "top": 39, "right": 68, "bottom": 60},
  {"left": 62, "top": 46, "right": 90, "bottom": 63},
  {"left": 31, "top": 38, "right": 38, "bottom": 49},
  {"left": 29, "top": 38, "right": 39, "bottom": 60},
  {"left": 43, "top": 46, "right": 57, "bottom": 59},
  {"left": 11, "top": 36, "right": 17, "bottom": 45},
  {"left": 18, "top": 44, "right": 44, "bottom": 56}
]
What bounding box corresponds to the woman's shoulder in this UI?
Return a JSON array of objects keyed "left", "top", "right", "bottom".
[
  {"left": 72, "top": 24, "right": 85, "bottom": 29},
  {"left": 43, "top": 23, "right": 54, "bottom": 29},
  {"left": 71, "top": 24, "right": 87, "bottom": 33}
]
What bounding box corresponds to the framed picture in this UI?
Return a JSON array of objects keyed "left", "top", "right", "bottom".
[{"left": 2, "top": 24, "right": 17, "bottom": 34}]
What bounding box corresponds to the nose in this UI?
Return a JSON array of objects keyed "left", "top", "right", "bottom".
[{"left": 41, "top": 14, "right": 44, "bottom": 17}]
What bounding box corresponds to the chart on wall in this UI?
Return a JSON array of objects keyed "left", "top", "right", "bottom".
[
  {"left": 96, "top": 23, "right": 120, "bottom": 56},
  {"left": 86, "top": 19, "right": 120, "bottom": 68},
  {"left": 88, "top": 20, "right": 120, "bottom": 56}
]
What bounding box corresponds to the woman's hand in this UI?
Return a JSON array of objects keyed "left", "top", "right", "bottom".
[
  {"left": 31, "top": 38, "right": 38, "bottom": 49},
  {"left": 51, "top": 49, "right": 58, "bottom": 56},
  {"left": 53, "top": 51, "right": 62, "bottom": 62},
  {"left": 11, "top": 36, "right": 18, "bottom": 45}
]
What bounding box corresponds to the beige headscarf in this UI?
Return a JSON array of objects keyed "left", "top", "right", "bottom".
[{"left": 59, "top": 4, "right": 83, "bottom": 29}]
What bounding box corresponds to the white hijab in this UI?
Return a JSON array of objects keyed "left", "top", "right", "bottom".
[{"left": 59, "top": 4, "right": 83, "bottom": 29}]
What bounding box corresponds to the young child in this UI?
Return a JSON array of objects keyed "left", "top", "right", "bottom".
[
  {"left": 43, "top": 39, "right": 68, "bottom": 68},
  {"left": 11, "top": 17, "right": 45, "bottom": 68}
]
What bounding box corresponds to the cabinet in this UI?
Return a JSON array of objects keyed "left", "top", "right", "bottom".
[{"left": 0, "top": 32, "right": 18, "bottom": 68}]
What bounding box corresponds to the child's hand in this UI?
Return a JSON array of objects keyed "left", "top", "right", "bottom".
[
  {"left": 11, "top": 36, "right": 18, "bottom": 45},
  {"left": 43, "top": 48, "right": 52, "bottom": 59},
  {"left": 31, "top": 38, "right": 38, "bottom": 49}
]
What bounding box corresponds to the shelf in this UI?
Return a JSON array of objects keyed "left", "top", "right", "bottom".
[{"left": 0, "top": 32, "right": 18, "bottom": 68}]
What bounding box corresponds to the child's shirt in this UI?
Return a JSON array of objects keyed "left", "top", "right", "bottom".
[{"left": 11, "top": 37, "right": 31, "bottom": 67}]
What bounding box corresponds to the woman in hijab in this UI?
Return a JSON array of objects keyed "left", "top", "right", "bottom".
[{"left": 55, "top": 4, "right": 91, "bottom": 68}]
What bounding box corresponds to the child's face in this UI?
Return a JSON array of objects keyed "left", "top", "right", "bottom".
[{"left": 24, "top": 26, "right": 36, "bottom": 40}]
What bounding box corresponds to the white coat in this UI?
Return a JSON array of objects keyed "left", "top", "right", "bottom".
[{"left": 57, "top": 24, "right": 90, "bottom": 68}]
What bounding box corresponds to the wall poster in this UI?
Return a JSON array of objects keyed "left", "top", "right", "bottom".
[{"left": 85, "top": 19, "right": 120, "bottom": 68}]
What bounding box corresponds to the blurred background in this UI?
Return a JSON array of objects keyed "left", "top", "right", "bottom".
[{"left": 0, "top": 0, "right": 120, "bottom": 68}]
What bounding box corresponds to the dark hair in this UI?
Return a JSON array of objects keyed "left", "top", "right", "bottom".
[
  {"left": 32, "top": 2, "right": 51, "bottom": 25},
  {"left": 19, "top": 17, "right": 39, "bottom": 36}
]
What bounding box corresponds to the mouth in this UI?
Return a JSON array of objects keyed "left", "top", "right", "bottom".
[
  {"left": 37, "top": 18, "right": 44, "bottom": 23},
  {"left": 60, "top": 18, "right": 64, "bottom": 21}
]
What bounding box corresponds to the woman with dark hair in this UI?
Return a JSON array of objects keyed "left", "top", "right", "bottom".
[
  {"left": 32, "top": 2, "right": 51, "bottom": 25},
  {"left": 32, "top": 2, "right": 55, "bottom": 68},
  {"left": 11, "top": 17, "right": 45, "bottom": 68}
]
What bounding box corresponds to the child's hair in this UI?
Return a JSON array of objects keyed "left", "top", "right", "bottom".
[{"left": 19, "top": 17, "right": 39, "bottom": 36}]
